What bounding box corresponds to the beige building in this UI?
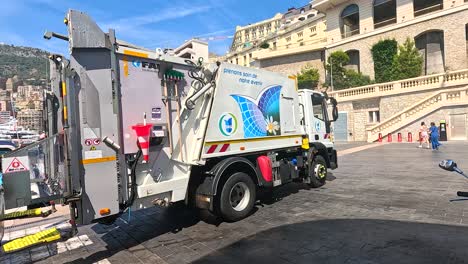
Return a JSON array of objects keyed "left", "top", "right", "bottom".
[
  {"left": 17, "top": 85, "right": 43, "bottom": 99},
  {"left": 17, "top": 109, "right": 43, "bottom": 131},
  {"left": 226, "top": 3, "right": 328, "bottom": 84},
  {"left": 173, "top": 39, "right": 209, "bottom": 62},
  {"left": 229, "top": 13, "right": 283, "bottom": 56},
  {"left": 311, "top": 0, "right": 468, "bottom": 141}
]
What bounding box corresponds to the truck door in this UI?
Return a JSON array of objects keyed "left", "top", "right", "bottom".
[{"left": 309, "top": 93, "right": 331, "bottom": 142}]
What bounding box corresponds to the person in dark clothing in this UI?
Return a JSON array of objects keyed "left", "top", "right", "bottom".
[{"left": 429, "top": 122, "right": 441, "bottom": 150}]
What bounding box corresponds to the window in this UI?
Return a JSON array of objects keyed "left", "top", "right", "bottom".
[
  {"left": 307, "top": 14, "right": 315, "bottom": 19},
  {"left": 310, "top": 26, "right": 317, "bottom": 34},
  {"left": 345, "top": 50, "right": 360, "bottom": 73},
  {"left": 414, "top": 0, "right": 442, "bottom": 17},
  {"left": 249, "top": 53, "right": 252, "bottom": 59},
  {"left": 415, "top": 31, "right": 445, "bottom": 75},
  {"left": 368, "top": 111, "right": 380, "bottom": 123},
  {"left": 286, "top": 36, "right": 291, "bottom": 42},
  {"left": 373, "top": 0, "right": 396, "bottom": 29},
  {"left": 236, "top": 58, "right": 239, "bottom": 64},
  {"left": 297, "top": 32, "right": 303, "bottom": 38},
  {"left": 311, "top": 94, "right": 326, "bottom": 121},
  {"left": 341, "top": 4, "right": 360, "bottom": 38},
  {"left": 466, "top": 24, "right": 468, "bottom": 59}
]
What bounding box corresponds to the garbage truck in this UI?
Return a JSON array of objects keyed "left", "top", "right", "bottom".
[{"left": 0, "top": 10, "right": 338, "bottom": 252}]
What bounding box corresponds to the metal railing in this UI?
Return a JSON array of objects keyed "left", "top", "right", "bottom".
[
  {"left": 366, "top": 87, "right": 468, "bottom": 142},
  {"left": 374, "top": 17, "right": 397, "bottom": 29},
  {"left": 414, "top": 3, "right": 443, "bottom": 17},
  {"left": 341, "top": 28, "right": 360, "bottom": 38}
]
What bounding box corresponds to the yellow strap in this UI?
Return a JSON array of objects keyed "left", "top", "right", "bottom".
[
  {"left": 1, "top": 208, "right": 42, "bottom": 220},
  {"left": 2, "top": 227, "right": 61, "bottom": 253}
]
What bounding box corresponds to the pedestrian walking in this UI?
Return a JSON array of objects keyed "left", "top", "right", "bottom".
[
  {"left": 419, "top": 122, "right": 429, "bottom": 149},
  {"left": 429, "top": 122, "right": 441, "bottom": 150}
]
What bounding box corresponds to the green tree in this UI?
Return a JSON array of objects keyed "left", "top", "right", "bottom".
[
  {"left": 325, "top": 50, "right": 372, "bottom": 90},
  {"left": 371, "top": 39, "right": 398, "bottom": 83},
  {"left": 325, "top": 51, "right": 349, "bottom": 90},
  {"left": 297, "top": 65, "right": 320, "bottom": 89},
  {"left": 391, "top": 38, "right": 423, "bottom": 80},
  {"left": 345, "top": 69, "right": 373, "bottom": 88}
]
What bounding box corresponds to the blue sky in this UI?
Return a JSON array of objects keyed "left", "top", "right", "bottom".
[{"left": 0, "top": 0, "right": 309, "bottom": 55}]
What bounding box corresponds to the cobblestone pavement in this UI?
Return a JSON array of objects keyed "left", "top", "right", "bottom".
[{"left": 3, "top": 142, "right": 468, "bottom": 264}]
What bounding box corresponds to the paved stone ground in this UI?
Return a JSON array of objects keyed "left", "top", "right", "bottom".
[
  {"left": 333, "top": 141, "right": 371, "bottom": 151},
  {"left": 3, "top": 142, "right": 468, "bottom": 264}
]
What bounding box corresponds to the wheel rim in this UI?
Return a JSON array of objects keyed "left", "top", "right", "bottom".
[
  {"left": 314, "top": 164, "right": 327, "bottom": 179},
  {"left": 229, "top": 182, "right": 250, "bottom": 212}
]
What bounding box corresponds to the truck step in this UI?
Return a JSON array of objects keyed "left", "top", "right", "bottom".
[
  {"left": 1, "top": 208, "right": 53, "bottom": 221},
  {"left": 2, "top": 227, "right": 61, "bottom": 253}
]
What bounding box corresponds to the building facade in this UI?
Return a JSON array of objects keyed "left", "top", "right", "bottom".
[
  {"left": 226, "top": 2, "right": 328, "bottom": 85},
  {"left": 312, "top": 0, "right": 468, "bottom": 141},
  {"left": 17, "top": 109, "right": 43, "bottom": 131},
  {"left": 315, "top": 0, "right": 468, "bottom": 79}
]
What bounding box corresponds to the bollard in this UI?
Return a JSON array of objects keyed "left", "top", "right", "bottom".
[
  {"left": 378, "top": 133, "right": 382, "bottom": 143},
  {"left": 397, "top": 133, "right": 402, "bottom": 142},
  {"left": 387, "top": 133, "right": 392, "bottom": 142},
  {"left": 408, "top": 132, "right": 412, "bottom": 142}
]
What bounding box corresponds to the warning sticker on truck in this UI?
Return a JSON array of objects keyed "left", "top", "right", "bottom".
[{"left": 3, "top": 156, "right": 30, "bottom": 174}]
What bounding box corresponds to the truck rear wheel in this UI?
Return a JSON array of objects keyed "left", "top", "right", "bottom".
[
  {"left": 308, "top": 155, "right": 327, "bottom": 188},
  {"left": 217, "top": 172, "right": 256, "bottom": 222}
]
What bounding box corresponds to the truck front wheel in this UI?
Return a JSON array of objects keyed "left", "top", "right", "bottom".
[
  {"left": 217, "top": 172, "right": 256, "bottom": 222},
  {"left": 308, "top": 155, "right": 327, "bottom": 188}
]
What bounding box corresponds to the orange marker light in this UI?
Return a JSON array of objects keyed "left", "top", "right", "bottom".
[
  {"left": 99, "top": 208, "right": 111, "bottom": 216},
  {"left": 240, "top": 146, "right": 245, "bottom": 150}
]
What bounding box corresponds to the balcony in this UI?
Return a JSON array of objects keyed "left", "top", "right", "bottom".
[
  {"left": 329, "top": 69, "right": 468, "bottom": 102},
  {"left": 414, "top": 3, "right": 443, "bottom": 17},
  {"left": 341, "top": 28, "right": 360, "bottom": 39},
  {"left": 326, "top": 69, "right": 468, "bottom": 142},
  {"left": 374, "top": 17, "right": 397, "bottom": 29}
]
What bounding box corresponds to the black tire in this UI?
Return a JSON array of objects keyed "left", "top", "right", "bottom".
[
  {"left": 217, "top": 172, "right": 256, "bottom": 222},
  {"left": 308, "top": 155, "right": 327, "bottom": 188}
]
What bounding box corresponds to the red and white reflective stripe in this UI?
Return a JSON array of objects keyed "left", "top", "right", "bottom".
[
  {"left": 137, "top": 136, "right": 150, "bottom": 161},
  {"left": 206, "top": 143, "right": 230, "bottom": 154}
]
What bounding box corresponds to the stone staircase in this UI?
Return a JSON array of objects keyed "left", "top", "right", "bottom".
[
  {"left": 329, "top": 69, "right": 468, "bottom": 102},
  {"left": 366, "top": 86, "right": 468, "bottom": 142}
]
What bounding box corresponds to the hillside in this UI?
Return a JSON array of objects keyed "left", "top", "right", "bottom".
[{"left": 0, "top": 44, "right": 50, "bottom": 84}]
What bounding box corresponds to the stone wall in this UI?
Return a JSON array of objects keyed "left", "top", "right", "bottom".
[
  {"left": 379, "top": 90, "right": 435, "bottom": 120},
  {"left": 259, "top": 50, "right": 326, "bottom": 84},
  {"left": 335, "top": 87, "right": 468, "bottom": 142},
  {"left": 327, "top": 8, "right": 468, "bottom": 80},
  {"left": 396, "top": 106, "right": 468, "bottom": 142},
  {"left": 351, "top": 98, "right": 380, "bottom": 141}
]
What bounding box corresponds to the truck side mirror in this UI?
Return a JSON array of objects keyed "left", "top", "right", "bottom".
[{"left": 330, "top": 97, "right": 338, "bottom": 122}]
